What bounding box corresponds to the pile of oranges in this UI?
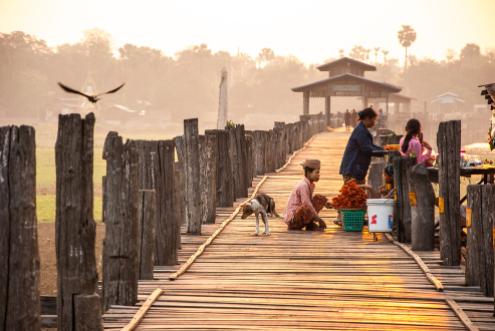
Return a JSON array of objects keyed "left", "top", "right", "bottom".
[{"left": 332, "top": 180, "right": 367, "bottom": 210}]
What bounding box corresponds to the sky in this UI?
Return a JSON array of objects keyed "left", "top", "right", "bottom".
[{"left": 0, "top": 0, "right": 494, "bottom": 65}]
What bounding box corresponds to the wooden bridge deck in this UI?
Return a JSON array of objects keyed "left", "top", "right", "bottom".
[{"left": 103, "top": 131, "right": 495, "bottom": 330}]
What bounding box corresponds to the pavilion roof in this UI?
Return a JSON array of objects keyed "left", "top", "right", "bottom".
[
  {"left": 291, "top": 73, "right": 401, "bottom": 93},
  {"left": 316, "top": 57, "right": 376, "bottom": 72}
]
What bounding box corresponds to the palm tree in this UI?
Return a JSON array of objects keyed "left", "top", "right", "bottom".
[
  {"left": 373, "top": 47, "right": 380, "bottom": 63},
  {"left": 381, "top": 49, "right": 389, "bottom": 64},
  {"left": 397, "top": 25, "right": 416, "bottom": 71}
]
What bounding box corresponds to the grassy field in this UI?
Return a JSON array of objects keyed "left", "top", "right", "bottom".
[{"left": 36, "top": 146, "right": 105, "bottom": 222}]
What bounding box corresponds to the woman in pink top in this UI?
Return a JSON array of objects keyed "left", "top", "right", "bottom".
[{"left": 399, "top": 119, "right": 433, "bottom": 166}]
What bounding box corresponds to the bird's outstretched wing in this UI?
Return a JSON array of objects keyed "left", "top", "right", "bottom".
[
  {"left": 57, "top": 82, "right": 92, "bottom": 99},
  {"left": 98, "top": 83, "right": 125, "bottom": 96}
]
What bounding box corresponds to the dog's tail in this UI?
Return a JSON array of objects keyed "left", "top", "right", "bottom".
[{"left": 268, "top": 199, "right": 283, "bottom": 218}]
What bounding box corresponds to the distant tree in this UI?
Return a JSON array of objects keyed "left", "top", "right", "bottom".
[
  {"left": 349, "top": 45, "right": 370, "bottom": 61},
  {"left": 398, "top": 25, "right": 416, "bottom": 71},
  {"left": 257, "top": 48, "right": 275, "bottom": 68},
  {"left": 446, "top": 49, "right": 456, "bottom": 63},
  {"left": 381, "top": 49, "right": 389, "bottom": 64},
  {"left": 460, "top": 43, "right": 481, "bottom": 61},
  {"left": 373, "top": 47, "right": 380, "bottom": 63},
  {"left": 338, "top": 49, "right": 345, "bottom": 58}
]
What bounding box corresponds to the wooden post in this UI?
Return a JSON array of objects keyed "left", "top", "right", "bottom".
[
  {"left": 199, "top": 134, "right": 218, "bottom": 224},
  {"left": 480, "top": 185, "right": 494, "bottom": 297},
  {"left": 0, "top": 125, "right": 40, "bottom": 331},
  {"left": 466, "top": 185, "right": 482, "bottom": 286},
  {"left": 134, "top": 140, "right": 178, "bottom": 265},
  {"left": 155, "top": 140, "right": 178, "bottom": 264},
  {"left": 245, "top": 133, "right": 254, "bottom": 185},
  {"left": 55, "top": 113, "right": 102, "bottom": 331},
  {"left": 235, "top": 125, "right": 248, "bottom": 197},
  {"left": 392, "top": 157, "right": 414, "bottom": 243},
  {"left": 437, "top": 120, "right": 461, "bottom": 266},
  {"left": 102, "top": 132, "right": 139, "bottom": 309},
  {"left": 207, "top": 130, "right": 234, "bottom": 207},
  {"left": 137, "top": 190, "right": 156, "bottom": 279},
  {"left": 367, "top": 160, "right": 384, "bottom": 198},
  {"left": 253, "top": 131, "right": 266, "bottom": 175},
  {"left": 173, "top": 161, "right": 184, "bottom": 249},
  {"left": 466, "top": 184, "right": 494, "bottom": 296},
  {"left": 184, "top": 119, "right": 201, "bottom": 234},
  {"left": 409, "top": 164, "right": 435, "bottom": 251},
  {"left": 173, "top": 136, "right": 185, "bottom": 249}
]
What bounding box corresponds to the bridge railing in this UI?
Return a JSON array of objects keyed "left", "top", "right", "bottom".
[{"left": 0, "top": 113, "right": 326, "bottom": 330}]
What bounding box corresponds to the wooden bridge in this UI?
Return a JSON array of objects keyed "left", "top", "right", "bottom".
[{"left": 103, "top": 131, "right": 495, "bottom": 331}]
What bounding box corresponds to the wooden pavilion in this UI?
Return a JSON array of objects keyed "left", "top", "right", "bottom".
[{"left": 292, "top": 57, "right": 406, "bottom": 125}]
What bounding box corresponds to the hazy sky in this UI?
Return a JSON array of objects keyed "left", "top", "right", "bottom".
[{"left": 1, "top": 0, "right": 494, "bottom": 64}]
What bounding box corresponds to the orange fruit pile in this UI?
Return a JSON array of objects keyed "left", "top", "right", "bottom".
[
  {"left": 384, "top": 144, "right": 400, "bottom": 151},
  {"left": 332, "top": 180, "right": 367, "bottom": 210}
]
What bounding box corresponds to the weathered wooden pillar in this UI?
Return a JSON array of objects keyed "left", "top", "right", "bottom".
[
  {"left": 134, "top": 140, "right": 178, "bottom": 266},
  {"left": 199, "top": 134, "right": 218, "bottom": 224},
  {"left": 0, "top": 125, "right": 40, "bottom": 331},
  {"left": 184, "top": 119, "right": 201, "bottom": 234},
  {"left": 55, "top": 113, "right": 101, "bottom": 331},
  {"left": 367, "top": 160, "right": 384, "bottom": 198},
  {"left": 245, "top": 133, "right": 254, "bottom": 184},
  {"left": 155, "top": 140, "right": 178, "bottom": 263},
  {"left": 409, "top": 164, "right": 435, "bottom": 251},
  {"left": 392, "top": 156, "right": 414, "bottom": 243},
  {"left": 253, "top": 130, "right": 266, "bottom": 175},
  {"left": 207, "top": 130, "right": 234, "bottom": 207},
  {"left": 227, "top": 127, "right": 240, "bottom": 198},
  {"left": 437, "top": 120, "right": 461, "bottom": 266},
  {"left": 102, "top": 132, "right": 139, "bottom": 309},
  {"left": 137, "top": 189, "right": 156, "bottom": 279},
  {"left": 173, "top": 160, "right": 184, "bottom": 249},
  {"left": 466, "top": 185, "right": 495, "bottom": 296},
  {"left": 235, "top": 125, "right": 248, "bottom": 197},
  {"left": 173, "top": 136, "right": 185, "bottom": 248},
  {"left": 480, "top": 185, "right": 494, "bottom": 297},
  {"left": 466, "top": 185, "right": 482, "bottom": 286}
]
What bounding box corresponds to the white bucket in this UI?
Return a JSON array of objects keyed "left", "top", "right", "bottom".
[{"left": 367, "top": 199, "right": 394, "bottom": 233}]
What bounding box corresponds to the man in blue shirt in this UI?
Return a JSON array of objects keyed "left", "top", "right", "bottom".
[{"left": 339, "top": 108, "right": 386, "bottom": 184}]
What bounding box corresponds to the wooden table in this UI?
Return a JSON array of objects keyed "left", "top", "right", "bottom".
[{"left": 428, "top": 166, "right": 495, "bottom": 204}]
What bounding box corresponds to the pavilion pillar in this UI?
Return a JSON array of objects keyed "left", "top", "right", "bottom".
[
  {"left": 303, "top": 91, "right": 310, "bottom": 115},
  {"left": 324, "top": 96, "right": 331, "bottom": 126},
  {"left": 363, "top": 96, "right": 368, "bottom": 109},
  {"left": 385, "top": 94, "right": 389, "bottom": 115}
]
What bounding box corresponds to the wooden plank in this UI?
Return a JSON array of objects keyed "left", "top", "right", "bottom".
[
  {"left": 446, "top": 299, "right": 480, "bottom": 331},
  {"left": 121, "top": 289, "right": 163, "bottom": 331},
  {"left": 169, "top": 175, "right": 268, "bottom": 280},
  {"left": 385, "top": 233, "right": 444, "bottom": 291}
]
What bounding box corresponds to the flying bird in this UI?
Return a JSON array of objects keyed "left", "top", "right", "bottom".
[{"left": 57, "top": 82, "right": 125, "bottom": 103}]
